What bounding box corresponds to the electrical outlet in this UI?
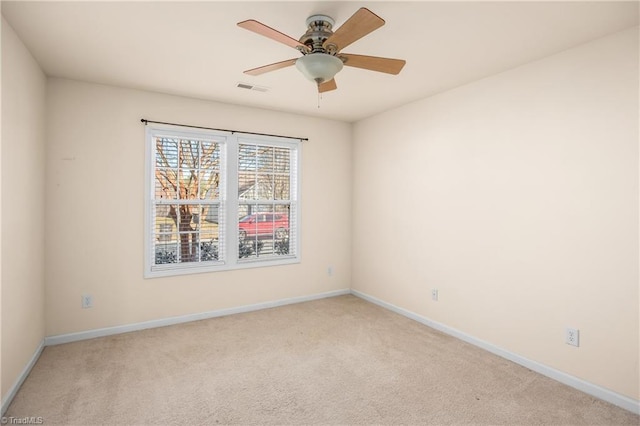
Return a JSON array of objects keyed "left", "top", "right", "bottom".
[
  {"left": 566, "top": 327, "right": 579, "bottom": 347},
  {"left": 431, "top": 289, "right": 438, "bottom": 301},
  {"left": 82, "top": 294, "right": 93, "bottom": 309},
  {"left": 327, "top": 266, "right": 333, "bottom": 276}
]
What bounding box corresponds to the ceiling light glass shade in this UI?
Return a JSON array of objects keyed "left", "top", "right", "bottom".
[{"left": 295, "top": 53, "right": 343, "bottom": 84}]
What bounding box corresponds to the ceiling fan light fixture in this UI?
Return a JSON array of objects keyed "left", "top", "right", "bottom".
[{"left": 295, "top": 53, "right": 343, "bottom": 84}]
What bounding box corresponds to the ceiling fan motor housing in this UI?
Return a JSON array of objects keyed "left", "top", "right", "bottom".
[{"left": 300, "top": 15, "right": 337, "bottom": 54}]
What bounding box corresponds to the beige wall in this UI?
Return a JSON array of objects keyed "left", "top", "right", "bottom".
[
  {"left": 1, "top": 17, "right": 46, "bottom": 400},
  {"left": 352, "top": 26, "right": 639, "bottom": 400},
  {"left": 44, "top": 79, "right": 351, "bottom": 336}
]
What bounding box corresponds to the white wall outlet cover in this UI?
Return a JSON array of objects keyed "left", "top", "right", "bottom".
[
  {"left": 82, "top": 294, "right": 93, "bottom": 309},
  {"left": 566, "top": 328, "right": 579, "bottom": 347}
]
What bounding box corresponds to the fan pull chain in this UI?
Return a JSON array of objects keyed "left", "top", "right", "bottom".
[{"left": 317, "top": 84, "right": 323, "bottom": 109}]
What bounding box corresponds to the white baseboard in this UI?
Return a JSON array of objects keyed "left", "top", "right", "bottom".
[
  {"left": 1, "top": 340, "right": 45, "bottom": 416},
  {"left": 45, "top": 288, "right": 350, "bottom": 346},
  {"left": 351, "top": 289, "right": 640, "bottom": 415}
]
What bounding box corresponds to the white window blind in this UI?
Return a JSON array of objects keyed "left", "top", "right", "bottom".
[
  {"left": 237, "top": 141, "right": 298, "bottom": 261},
  {"left": 150, "top": 132, "right": 226, "bottom": 273},
  {"left": 145, "top": 125, "right": 300, "bottom": 278}
]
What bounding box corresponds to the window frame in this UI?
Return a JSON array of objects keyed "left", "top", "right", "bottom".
[{"left": 144, "top": 124, "right": 301, "bottom": 278}]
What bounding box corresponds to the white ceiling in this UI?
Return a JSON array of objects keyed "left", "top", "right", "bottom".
[{"left": 2, "top": 1, "right": 638, "bottom": 122}]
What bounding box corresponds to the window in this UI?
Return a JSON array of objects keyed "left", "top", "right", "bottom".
[{"left": 145, "top": 125, "right": 300, "bottom": 278}]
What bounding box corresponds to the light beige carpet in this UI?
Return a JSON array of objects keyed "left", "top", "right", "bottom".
[{"left": 5, "top": 295, "right": 639, "bottom": 425}]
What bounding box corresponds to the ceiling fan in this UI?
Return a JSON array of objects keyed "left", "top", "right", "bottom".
[{"left": 238, "top": 8, "right": 406, "bottom": 93}]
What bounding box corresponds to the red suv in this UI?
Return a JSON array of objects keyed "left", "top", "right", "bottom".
[{"left": 238, "top": 213, "right": 289, "bottom": 240}]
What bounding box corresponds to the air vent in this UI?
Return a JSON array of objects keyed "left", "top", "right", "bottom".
[{"left": 237, "top": 82, "right": 269, "bottom": 92}]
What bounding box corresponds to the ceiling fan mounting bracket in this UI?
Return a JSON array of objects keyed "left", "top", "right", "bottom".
[{"left": 305, "top": 15, "right": 334, "bottom": 29}]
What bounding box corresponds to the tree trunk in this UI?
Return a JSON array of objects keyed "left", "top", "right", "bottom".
[{"left": 169, "top": 205, "right": 197, "bottom": 262}]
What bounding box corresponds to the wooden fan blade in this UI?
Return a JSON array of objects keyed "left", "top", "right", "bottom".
[
  {"left": 238, "top": 20, "right": 309, "bottom": 52},
  {"left": 244, "top": 58, "right": 298, "bottom": 76},
  {"left": 318, "top": 78, "right": 337, "bottom": 93},
  {"left": 341, "top": 53, "right": 406, "bottom": 75},
  {"left": 323, "top": 8, "right": 385, "bottom": 52}
]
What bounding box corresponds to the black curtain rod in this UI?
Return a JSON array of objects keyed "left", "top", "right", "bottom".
[{"left": 140, "top": 119, "right": 308, "bottom": 141}]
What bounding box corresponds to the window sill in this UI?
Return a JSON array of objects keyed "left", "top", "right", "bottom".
[{"left": 144, "top": 256, "right": 300, "bottom": 279}]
